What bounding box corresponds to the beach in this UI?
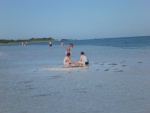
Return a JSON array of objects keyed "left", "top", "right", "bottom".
[{"left": 0, "top": 43, "right": 150, "bottom": 113}]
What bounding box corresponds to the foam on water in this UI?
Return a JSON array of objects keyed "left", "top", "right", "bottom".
[{"left": 41, "top": 66, "right": 87, "bottom": 71}]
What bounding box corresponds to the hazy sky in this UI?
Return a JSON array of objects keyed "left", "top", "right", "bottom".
[{"left": 0, "top": 0, "right": 150, "bottom": 40}]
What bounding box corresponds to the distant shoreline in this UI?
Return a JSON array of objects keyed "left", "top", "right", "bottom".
[
  {"left": 0, "top": 37, "right": 56, "bottom": 44},
  {"left": 0, "top": 37, "right": 78, "bottom": 44},
  {"left": 0, "top": 35, "right": 149, "bottom": 44}
]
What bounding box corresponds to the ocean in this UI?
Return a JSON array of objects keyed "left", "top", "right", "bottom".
[
  {"left": 0, "top": 36, "right": 150, "bottom": 72},
  {"left": 0, "top": 36, "right": 150, "bottom": 113},
  {"left": 1, "top": 36, "right": 150, "bottom": 48},
  {"left": 0, "top": 36, "right": 150, "bottom": 75}
]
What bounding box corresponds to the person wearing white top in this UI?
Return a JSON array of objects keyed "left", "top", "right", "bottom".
[{"left": 77, "top": 52, "right": 89, "bottom": 66}]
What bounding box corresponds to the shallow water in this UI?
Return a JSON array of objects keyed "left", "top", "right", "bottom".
[
  {"left": 0, "top": 44, "right": 150, "bottom": 113},
  {"left": 0, "top": 45, "right": 141, "bottom": 73}
]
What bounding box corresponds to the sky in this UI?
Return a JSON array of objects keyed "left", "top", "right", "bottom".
[{"left": 0, "top": 0, "right": 150, "bottom": 40}]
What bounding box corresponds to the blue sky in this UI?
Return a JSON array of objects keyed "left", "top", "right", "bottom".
[{"left": 0, "top": 0, "right": 150, "bottom": 40}]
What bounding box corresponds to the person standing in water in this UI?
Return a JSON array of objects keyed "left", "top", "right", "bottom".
[
  {"left": 66, "top": 43, "right": 73, "bottom": 54},
  {"left": 61, "top": 40, "right": 64, "bottom": 48},
  {"left": 49, "top": 41, "right": 52, "bottom": 49}
]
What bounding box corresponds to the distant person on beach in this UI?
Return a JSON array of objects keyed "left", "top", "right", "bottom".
[
  {"left": 77, "top": 52, "right": 89, "bottom": 66},
  {"left": 63, "top": 52, "right": 75, "bottom": 66},
  {"left": 25, "top": 41, "right": 28, "bottom": 46},
  {"left": 61, "top": 41, "right": 64, "bottom": 48},
  {"left": 66, "top": 43, "right": 73, "bottom": 54},
  {"left": 49, "top": 41, "right": 52, "bottom": 49},
  {"left": 21, "top": 42, "right": 24, "bottom": 46}
]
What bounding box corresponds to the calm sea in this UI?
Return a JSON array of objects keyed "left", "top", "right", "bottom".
[
  {"left": 1, "top": 36, "right": 150, "bottom": 113},
  {"left": 0, "top": 36, "right": 150, "bottom": 48},
  {"left": 0, "top": 35, "right": 150, "bottom": 73}
]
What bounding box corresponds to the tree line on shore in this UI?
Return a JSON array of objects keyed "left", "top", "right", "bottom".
[{"left": 0, "top": 37, "right": 55, "bottom": 44}]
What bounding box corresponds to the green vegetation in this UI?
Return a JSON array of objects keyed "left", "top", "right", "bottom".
[{"left": 0, "top": 37, "right": 55, "bottom": 44}]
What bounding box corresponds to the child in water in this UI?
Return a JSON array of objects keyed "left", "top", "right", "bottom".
[
  {"left": 66, "top": 43, "right": 73, "bottom": 54},
  {"left": 63, "top": 53, "right": 75, "bottom": 67}
]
